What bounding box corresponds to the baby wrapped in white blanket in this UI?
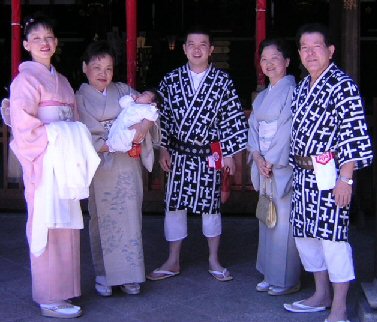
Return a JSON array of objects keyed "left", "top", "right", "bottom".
[{"left": 107, "top": 90, "right": 159, "bottom": 152}]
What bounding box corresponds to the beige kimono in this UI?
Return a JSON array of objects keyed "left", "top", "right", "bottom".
[{"left": 76, "top": 82, "right": 158, "bottom": 285}]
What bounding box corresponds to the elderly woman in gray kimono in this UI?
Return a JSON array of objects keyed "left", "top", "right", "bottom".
[
  {"left": 248, "top": 38, "right": 301, "bottom": 296},
  {"left": 76, "top": 41, "right": 159, "bottom": 297}
]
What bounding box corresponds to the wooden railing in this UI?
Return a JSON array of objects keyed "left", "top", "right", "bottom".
[
  {"left": 142, "top": 146, "right": 257, "bottom": 215},
  {"left": 0, "top": 122, "right": 25, "bottom": 210},
  {"left": 0, "top": 111, "right": 258, "bottom": 214}
]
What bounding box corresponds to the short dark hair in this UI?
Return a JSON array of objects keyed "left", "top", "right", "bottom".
[
  {"left": 82, "top": 40, "right": 116, "bottom": 65},
  {"left": 23, "top": 13, "right": 55, "bottom": 40},
  {"left": 296, "top": 23, "right": 333, "bottom": 48},
  {"left": 259, "top": 38, "right": 291, "bottom": 59},
  {"left": 144, "top": 88, "right": 163, "bottom": 109},
  {"left": 184, "top": 25, "right": 213, "bottom": 45}
]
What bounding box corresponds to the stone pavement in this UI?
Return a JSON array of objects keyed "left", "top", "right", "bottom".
[{"left": 0, "top": 213, "right": 375, "bottom": 322}]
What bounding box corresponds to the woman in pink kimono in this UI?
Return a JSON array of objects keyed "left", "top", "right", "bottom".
[
  {"left": 9, "top": 15, "right": 82, "bottom": 318},
  {"left": 76, "top": 41, "right": 158, "bottom": 297}
]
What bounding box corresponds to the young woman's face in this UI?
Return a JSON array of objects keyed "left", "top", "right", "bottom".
[
  {"left": 83, "top": 54, "right": 114, "bottom": 92},
  {"left": 23, "top": 25, "right": 57, "bottom": 67},
  {"left": 260, "top": 44, "right": 289, "bottom": 85}
]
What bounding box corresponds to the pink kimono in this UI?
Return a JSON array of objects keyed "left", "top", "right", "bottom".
[{"left": 9, "top": 61, "right": 81, "bottom": 304}]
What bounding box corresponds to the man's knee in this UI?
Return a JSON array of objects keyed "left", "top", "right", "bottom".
[
  {"left": 323, "top": 240, "right": 355, "bottom": 282},
  {"left": 202, "top": 213, "right": 222, "bottom": 237},
  {"left": 164, "top": 210, "right": 188, "bottom": 241}
]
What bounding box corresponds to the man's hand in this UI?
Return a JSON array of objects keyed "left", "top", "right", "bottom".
[
  {"left": 333, "top": 180, "right": 352, "bottom": 208},
  {"left": 130, "top": 119, "right": 154, "bottom": 143},
  {"left": 159, "top": 147, "right": 171, "bottom": 172},
  {"left": 223, "top": 156, "right": 235, "bottom": 175}
]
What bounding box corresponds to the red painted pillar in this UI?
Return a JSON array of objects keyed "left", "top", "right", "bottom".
[
  {"left": 11, "top": 0, "right": 22, "bottom": 79},
  {"left": 255, "top": 0, "right": 266, "bottom": 88},
  {"left": 126, "top": 0, "right": 137, "bottom": 88}
]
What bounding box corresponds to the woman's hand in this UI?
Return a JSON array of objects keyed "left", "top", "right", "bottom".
[
  {"left": 99, "top": 143, "right": 110, "bottom": 153},
  {"left": 333, "top": 179, "right": 352, "bottom": 208},
  {"left": 159, "top": 147, "right": 171, "bottom": 172},
  {"left": 253, "top": 151, "right": 272, "bottom": 178},
  {"left": 130, "top": 119, "right": 154, "bottom": 143}
]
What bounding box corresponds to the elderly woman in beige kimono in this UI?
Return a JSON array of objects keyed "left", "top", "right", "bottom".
[
  {"left": 76, "top": 41, "right": 158, "bottom": 297},
  {"left": 248, "top": 38, "right": 301, "bottom": 296}
]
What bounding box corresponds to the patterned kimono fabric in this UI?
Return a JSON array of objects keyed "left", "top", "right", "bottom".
[
  {"left": 76, "top": 82, "right": 146, "bottom": 285},
  {"left": 290, "top": 63, "right": 373, "bottom": 241},
  {"left": 248, "top": 75, "right": 301, "bottom": 287},
  {"left": 159, "top": 64, "right": 248, "bottom": 215},
  {"left": 9, "top": 61, "right": 80, "bottom": 304}
]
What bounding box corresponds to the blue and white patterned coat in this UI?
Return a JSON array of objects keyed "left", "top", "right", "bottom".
[
  {"left": 289, "top": 63, "right": 373, "bottom": 241},
  {"left": 159, "top": 64, "right": 248, "bottom": 215}
]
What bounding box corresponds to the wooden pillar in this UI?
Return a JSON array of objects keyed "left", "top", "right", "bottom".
[
  {"left": 255, "top": 0, "right": 266, "bottom": 91},
  {"left": 341, "top": 0, "right": 360, "bottom": 83},
  {"left": 11, "top": 0, "right": 22, "bottom": 79},
  {"left": 126, "top": 0, "right": 137, "bottom": 88}
]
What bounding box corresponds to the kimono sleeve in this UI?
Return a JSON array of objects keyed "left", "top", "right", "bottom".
[
  {"left": 334, "top": 79, "right": 373, "bottom": 170},
  {"left": 289, "top": 87, "right": 300, "bottom": 167},
  {"left": 158, "top": 77, "right": 173, "bottom": 149},
  {"left": 264, "top": 86, "right": 293, "bottom": 167},
  {"left": 218, "top": 78, "right": 248, "bottom": 157},
  {"left": 76, "top": 94, "right": 106, "bottom": 152},
  {"left": 9, "top": 73, "right": 48, "bottom": 163},
  {"left": 247, "top": 111, "right": 259, "bottom": 155}
]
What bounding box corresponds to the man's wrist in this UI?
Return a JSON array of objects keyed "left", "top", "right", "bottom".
[{"left": 339, "top": 175, "right": 353, "bottom": 185}]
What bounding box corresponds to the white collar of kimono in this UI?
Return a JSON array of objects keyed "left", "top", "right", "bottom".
[
  {"left": 190, "top": 69, "right": 207, "bottom": 90},
  {"left": 99, "top": 88, "right": 107, "bottom": 96},
  {"left": 268, "top": 77, "right": 284, "bottom": 91}
]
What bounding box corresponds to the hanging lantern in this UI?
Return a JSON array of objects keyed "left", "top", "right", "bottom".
[{"left": 167, "top": 35, "right": 176, "bottom": 51}]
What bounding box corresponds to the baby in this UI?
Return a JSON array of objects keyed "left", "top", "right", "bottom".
[{"left": 107, "top": 89, "right": 160, "bottom": 154}]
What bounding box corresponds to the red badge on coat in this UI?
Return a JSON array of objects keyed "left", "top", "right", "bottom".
[{"left": 208, "top": 141, "right": 223, "bottom": 170}]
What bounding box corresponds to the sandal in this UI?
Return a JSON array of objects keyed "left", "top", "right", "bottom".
[
  {"left": 146, "top": 268, "right": 180, "bottom": 281},
  {"left": 40, "top": 301, "right": 82, "bottom": 319},
  {"left": 95, "top": 276, "right": 112, "bottom": 297},
  {"left": 120, "top": 283, "right": 141, "bottom": 295},
  {"left": 208, "top": 268, "right": 233, "bottom": 282}
]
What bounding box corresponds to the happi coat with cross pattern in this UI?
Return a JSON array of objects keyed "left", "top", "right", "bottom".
[
  {"left": 289, "top": 63, "right": 373, "bottom": 242},
  {"left": 159, "top": 64, "right": 248, "bottom": 215}
]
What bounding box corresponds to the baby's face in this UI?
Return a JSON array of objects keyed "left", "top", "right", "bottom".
[{"left": 135, "top": 91, "right": 155, "bottom": 104}]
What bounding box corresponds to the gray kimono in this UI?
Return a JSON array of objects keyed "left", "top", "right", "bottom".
[{"left": 247, "top": 75, "right": 301, "bottom": 288}]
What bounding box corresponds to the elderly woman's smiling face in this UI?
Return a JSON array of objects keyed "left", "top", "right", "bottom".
[
  {"left": 299, "top": 32, "right": 335, "bottom": 82},
  {"left": 82, "top": 54, "right": 114, "bottom": 92}
]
